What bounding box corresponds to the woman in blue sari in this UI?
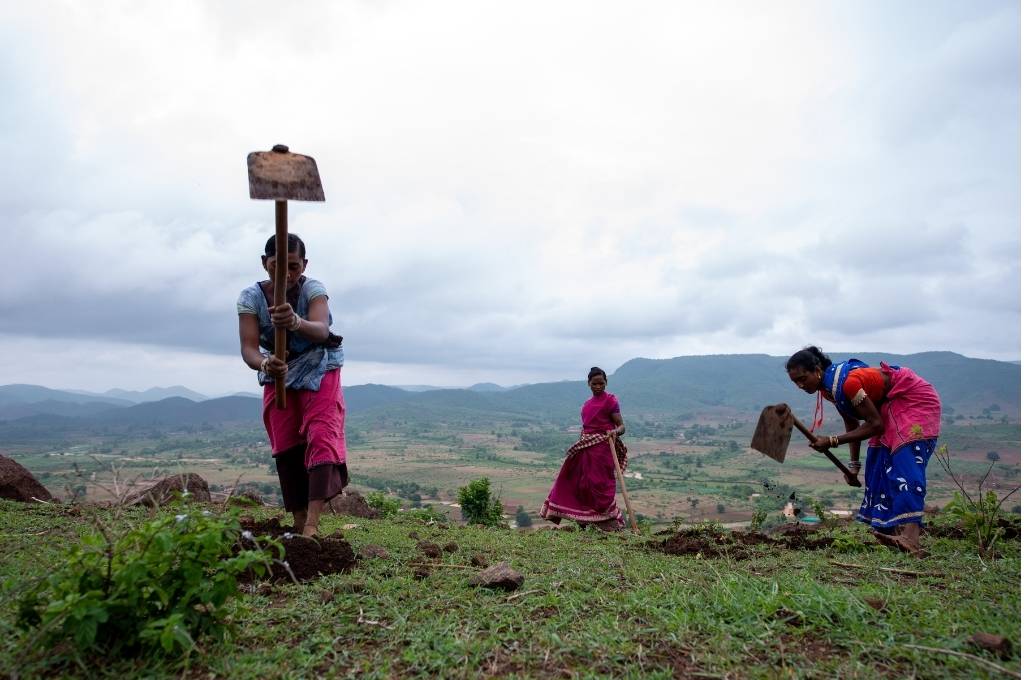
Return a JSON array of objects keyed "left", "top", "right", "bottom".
[{"left": 786, "top": 347, "right": 941, "bottom": 554}]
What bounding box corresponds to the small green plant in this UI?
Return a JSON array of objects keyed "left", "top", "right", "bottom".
[
  {"left": 514, "top": 505, "right": 533, "bottom": 527},
  {"left": 749, "top": 508, "right": 768, "bottom": 532},
  {"left": 15, "top": 510, "right": 277, "bottom": 659},
  {"left": 366, "top": 491, "right": 401, "bottom": 518},
  {"left": 935, "top": 444, "right": 1020, "bottom": 558},
  {"left": 457, "top": 477, "right": 505, "bottom": 527},
  {"left": 811, "top": 499, "right": 837, "bottom": 529}
]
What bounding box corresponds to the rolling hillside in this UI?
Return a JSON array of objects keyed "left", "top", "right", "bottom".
[{"left": 0, "top": 352, "right": 1017, "bottom": 432}]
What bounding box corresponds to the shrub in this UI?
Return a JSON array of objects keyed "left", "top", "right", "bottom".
[
  {"left": 935, "top": 444, "right": 1020, "bottom": 558},
  {"left": 457, "top": 478, "right": 505, "bottom": 527},
  {"left": 749, "top": 508, "right": 768, "bottom": 532},
  {"left": 514, "top": 505, "right": 533, "bottom": 527},
  {"left": 15, "top": 510, "right": 276, "bottom": 658},
  {"left": 366, "top": 491, "right": 401, "bottom": 518}
]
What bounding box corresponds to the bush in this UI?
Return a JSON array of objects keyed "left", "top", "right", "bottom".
[
  {"left": 366, "top": 491, "right": 401, "bottom": 518},
  {"left": 457, "top": 478, "right": 505, "bottom": 527},
  {"left": 15, "top": 510, "right": 276, "bottom": 658}
]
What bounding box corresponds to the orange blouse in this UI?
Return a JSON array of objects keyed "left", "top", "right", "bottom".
[
  {"left": 820, "top": 367, "right": 886, "bottom": 408},
  {"left": 841, "top": 367, "right": 886, "bottom": 407}
]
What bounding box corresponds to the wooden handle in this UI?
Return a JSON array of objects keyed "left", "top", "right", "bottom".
[
  {"left": 609, "top": 434, "right": 639, "bottom": 532},
  {"left": 273, "top": 201, "right": 288, "bottom": 409},
  {"left": 790, "top": 413, "right": 862, "bottom": 487}
]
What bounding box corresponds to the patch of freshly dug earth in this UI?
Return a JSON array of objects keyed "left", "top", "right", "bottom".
[
  {"left": 240, "top": 517, "right": 356, "bottom": 582},
  {"left": 659, "top": 526, "right": 833, "bottom": 558}
]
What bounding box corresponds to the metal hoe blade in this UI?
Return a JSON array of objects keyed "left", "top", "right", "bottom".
[
  {"left": 749, "top": 404, "right": 794, "bottom": 463},
  {"left": 247, "top": 144, "right": 325, "bottom": 201}
]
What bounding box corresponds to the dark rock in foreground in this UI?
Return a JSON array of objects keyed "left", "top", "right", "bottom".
[
  {"left": 0, "top": 455, "right": 52, "bottom": 503},
  {"left": 328, "top": 490, "right": 381, "bottom": 518},
  {"left": 468, "top": 562, "right": 524, "bottom": 591}
]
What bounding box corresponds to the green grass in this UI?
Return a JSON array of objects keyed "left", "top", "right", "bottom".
[{"left": 1, "top": 500, "right": 1019, "bottom": 678}]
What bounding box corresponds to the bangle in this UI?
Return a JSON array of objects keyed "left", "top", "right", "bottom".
[
  {"left": 849, "top": 460, "right": 862, "bottom": 471},
  {"left": 829, "top": 435, "right": 839, "bottom": 448},
  {"left": 259, "top": 357, "right": 270, "bottom": 373},
  {"left": 289, "top": 313, "right": 301, "bottom": 331}
]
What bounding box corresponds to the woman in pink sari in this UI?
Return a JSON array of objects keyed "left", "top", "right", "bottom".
[{"left": 541, "top": 367, "right": 627, "bottom": 531}]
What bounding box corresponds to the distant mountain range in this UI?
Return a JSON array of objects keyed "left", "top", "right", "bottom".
[{"left": 0, "top": 352, "right": 1018, "bottom": 430}]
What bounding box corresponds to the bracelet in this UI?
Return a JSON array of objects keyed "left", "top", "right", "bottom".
[
  {"left": 288, "top": 313, "right": 301, "bottom": 331},
  {"left": 259, "top": 357, "right": 270, "bottom": 373},
  {"left": 829, "top": 435, "right": 839, "bottom": 448},
  {"left": 848, "top": 460, "right": 862, "bottom": 471}
]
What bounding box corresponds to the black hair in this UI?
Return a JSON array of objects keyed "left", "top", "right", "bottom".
[
  {"left": 785, "top": 346, "right": 832, "bottom": 372},
  {"left": 587, "top": 366, "right": 607, "bottom": 382},
  {"left": 263, "top": 233, "right": 306, "bottom": 259}
]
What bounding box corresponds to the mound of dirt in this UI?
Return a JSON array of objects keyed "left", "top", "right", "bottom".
[
  {"left": 240, "top": 517, "right": 356, "bottom": 582},
  {"left": 127, "top": 473, "right": 211, "bottom": 506},
  {"left": 660, "top": 527, "right": 833, "bottom": 558},
  {"left": 0, "top": 455, "right": 52, "bottom": 503},
  {"left": 328, "top": 490, "right": 380, "bottom": 518}
]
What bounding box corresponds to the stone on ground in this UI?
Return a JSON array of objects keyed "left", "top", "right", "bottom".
[{"left": 468, "top": 562, "right": 524, "bottom": 591}]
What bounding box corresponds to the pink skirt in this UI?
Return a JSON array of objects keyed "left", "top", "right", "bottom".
[
  {"left": 262, "top": 368, "right": 347, "bottom": 470},
  {"left": 540, "top": 437, "right": 623, "bottom": 525}
]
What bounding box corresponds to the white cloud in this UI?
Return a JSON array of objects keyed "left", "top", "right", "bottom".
[{"left": 0, "top": 0, "right": 1018, "bottom": 392}]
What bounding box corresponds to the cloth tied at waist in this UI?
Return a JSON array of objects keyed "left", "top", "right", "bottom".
[{"left": 565, "top": 433, "right": 628, "bottom": 471}]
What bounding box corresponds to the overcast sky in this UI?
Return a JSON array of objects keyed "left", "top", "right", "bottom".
[{"left": 0, "top": 1, "right": 1019, "bottom": 396}]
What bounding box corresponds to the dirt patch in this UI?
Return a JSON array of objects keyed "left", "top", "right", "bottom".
[
  {"left": 641, "top": 640, "right": 704, "bottom": 677},
  {"left": 659, "top": 527, "right": 833, "bottom": 558},
  {"left": 779, "top": 633, "right": 839, "bottom": 663},
  {"left": 239, "top": 517, "right": 356, "bottom": 583}
]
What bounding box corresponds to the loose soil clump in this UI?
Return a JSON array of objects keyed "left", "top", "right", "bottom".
[
  {"left": 240, "top": 517, "right": 356, "bottom": 583},
  {"left": 660, "top": 525, "right": 833, "bottom": 559}
]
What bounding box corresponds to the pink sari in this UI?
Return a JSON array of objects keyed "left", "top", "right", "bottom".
[{"left": 540, "top": 392, "right": 625, "bottom": 527}]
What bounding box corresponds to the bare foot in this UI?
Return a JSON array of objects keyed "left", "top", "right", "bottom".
[
  {"left": 872, "top": 530, "right": 927, "bottom": 557},
  {"left": 302, "top": 524, "right": 318, "bottom": 538},
  {"left": 871, "top": 530, "right": 901, "bottom": 550}
]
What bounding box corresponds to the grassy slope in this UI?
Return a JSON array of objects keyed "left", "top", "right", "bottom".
[{"left": 1, "top": 501, "right": 1019, "bottom": 679}]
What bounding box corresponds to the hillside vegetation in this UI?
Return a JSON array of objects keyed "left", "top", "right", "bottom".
[{"left": 0, "top": 500, "right": 1019, "bottom": 678}]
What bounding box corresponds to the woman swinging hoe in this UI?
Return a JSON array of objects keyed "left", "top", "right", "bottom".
[
  {"left": 237, "top": 234, "right": 347, "bottom": 538},
  {"left": 786, "top": 347, "right": 942, "bottom": 555}
]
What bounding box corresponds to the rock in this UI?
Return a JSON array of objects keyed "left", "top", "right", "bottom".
[
  {"left": 360, "top": 544, "right": 390, "bottom": 560},
  {"left": 320, "top": 590, "right": 335, "bottom": 603},
  {"left": 327, "top": 490, "right": 380, "bottom": 518},
  {"left": 468, "top": 562, "right": 524, "bottom": 592},
  {"left": 413, "top": 566, "right": 431, "bottom": 580},
  {"left": 470, "top": 553, "right": 489, "bottom": 568},
  {"left": 417, "top": 541, "right": 442, "bottom": 558},
  {"left": 0, "top": 456, "right": 52, "bottom": 503},
  {"left": 442, "top": 541, "right": 459, "bottom": 553},
  {"left": 127, "top": 473, "right": 211, "bottom": 506},
  {"left": 968, "top": 632, "right": 1012, "bottom": 659}
]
